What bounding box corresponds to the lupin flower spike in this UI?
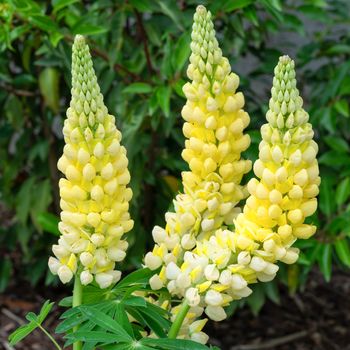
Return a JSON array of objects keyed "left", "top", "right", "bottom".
[
  {"left": 145, "top": 4, "right": 251, "bottom": 289},
  {"left": 234, "top": 54, "right": 320, "bottom": 271},
  {"left": 145, "top": 5, "right": 252, "bottom": 339},
  {"left": 48, "top": 35, "right": 133, "bottom": 289}
]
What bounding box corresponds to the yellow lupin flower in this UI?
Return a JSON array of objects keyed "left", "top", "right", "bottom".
[
  {"left": 145, "top": 4, "right": 251, "bottom": 293},
  {"left": 234, "top": 54, "right": 320, "bottom": 273},
  {"left": 48, "top": 35, "right": 133, "bottom": 289}
]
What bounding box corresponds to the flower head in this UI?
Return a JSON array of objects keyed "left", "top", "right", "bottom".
[
  {"left": 48, "top": 35, "right": 133, "bottom": 288},
  {"left": 145, "top": 4, "right": 251, "bottom": 323}
]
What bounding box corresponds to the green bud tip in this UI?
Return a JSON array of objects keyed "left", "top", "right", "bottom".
[
  {"left": 267, "top": 54, "right": 307, "bottom": 129},
  {"left": 74, "top": 34, "right": 85, "bottom": 47},
  {"left": 196, "top": 5, "right": 207, "bottom": 16}
]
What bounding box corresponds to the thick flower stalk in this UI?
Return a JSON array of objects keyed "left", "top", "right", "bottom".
[
  {"left": 145, "top": 5, "right": 251, "bottom": 295},
  {"left": 163, "top": 55, "right": 320, "bottom": 324},
  {"left": 48, "top": 35, "right": 133, "bottom": 289}
]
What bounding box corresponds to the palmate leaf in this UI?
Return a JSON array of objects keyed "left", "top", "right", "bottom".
[
  {"left": 102, "top": 344, "right": 134, "bottom": 350},
  {"left": 9, "top": 300, "right": 54, "bottom": 345},
  {"left": 57, "top": 300, "right": 113, "bottom": 338},
  {"left": 55, "top": 311, "right": 87, "bottom": 333},
  {"left": 124, "top": 297, "right": 171, "bottom": 338},
  {"left": 113, "top": 303, "right": 134, "bottom": 338},
  {"left": 114, "top": 268, "right": 155, "bottom": 290},
  {"left": 8, "top": 322, "right": 37, "bottom": 346},
  {"left": 65, "top": 331, "right": 122, "bottom": 344},
  {"left": 141, "top": 338, "right": 213, "bottom": 350},
  {"left": 79, "top": 306, "right": 133, "bottom": 343},
  {"left": 123, "top": 295, "right": 147, "bottom": 308}
]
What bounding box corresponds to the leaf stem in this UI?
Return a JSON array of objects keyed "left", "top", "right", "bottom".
[
  {"left": 73, "top": 273, "right": 83, "bottom": 350},
  {"left": 38, "top": 324, "right": 62, "bottom": 350},
  {"left": 167, "top": 300, "right": 190, "bottom": 339}
]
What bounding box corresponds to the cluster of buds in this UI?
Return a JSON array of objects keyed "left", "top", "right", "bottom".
[
  {"left": 145, "top": 5, "right": 319, "bottom": 334},
  {"left": 48, "top": 35, "right": 133, "bottom": 289}
]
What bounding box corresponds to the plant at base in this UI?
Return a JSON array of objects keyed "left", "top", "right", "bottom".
[
  {"left": 48, "top": 35, "right": 134, "bottom": 289},
  {"left": 145, "top": 5, "right": 320, "bottom": 338}
]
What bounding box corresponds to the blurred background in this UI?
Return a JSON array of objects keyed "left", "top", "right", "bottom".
[{"left": 1, "top": 0, "right": 350, "bottom": 349}]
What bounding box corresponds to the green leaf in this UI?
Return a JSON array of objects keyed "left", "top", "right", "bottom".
[
  {"left": 122, "top": 83, "right": 153, "bottom": 94},
  {"left": 123, "top": 296, "right": 147, "bottom": 308},
  {"left": 66, "top": 331, "right": 123, "bottom": 344},
  {"left": 37, "top": 212, "right": 60, "bottom": 236},
  {"left": 287, "top": 264, "right": 300, "bottom": 294},
  {"left": 334, "top": 99, "right": 349, "bottom": 117},
  {"left": 37, "top": 300, "right": 55, "bottom": 324},
  {"left": 53, "top": 0, "right": 79, "bottom": 13},
  {"left": 319, "top": 244, "right": 332, "bottom": 282},
  {"left": 113, "top": 304, "right": 134, "bottom": 338},
  {"left": 223, "top": 0, "right": 254, "bottom": 12},
  {"left": 334, "top": 239, "right": 350, "bottom": 268},
  {"left": 9, "top": 322, "right": 37, "bottom": 346},
  {"left": 335, "top": 177, "right": 350, "bottom": 207},
  {"left": 130, "top": 0, "right": 154, "bottom": 12},
  {"left": 39, "top": 68, "right": 60, "bottom": 113},
  {"left": 141, "top": 338, "right": 210, "bottom": 350},
  {"left": 246, "top": 284, "right": 265, "bottom": 315},
  {"left": 79, "top": 306, "right": 133, "bottom": 342},
  {"left": 5, "top": 94, "right": 23, "bottom": 129},
  {"left": 172, "top": 32, "right": 191, "bottom": 73},
  {"left": 16, "top": 177, "right": 36, "bottom": 224},
  {"left": 0, "top": 258, "right": 12, "bottom": 292},
  {"left": 9, "top": 300, "right": 53, "bottom": 345},
  {"left": 319, "top": 176, "right": 334, "bottom": 217},
  {"left": 327, "top": 44, "right": 350, "bottom": 55},
  {"left": 49, "top": 31, "right": 64, "bottom": 47},
  {"left": 318, "top": 151, "right": 350, "bottom": 169},
  {"left": 72, "top": 23, "right": 108, "bottom": 36},
  {"left": 31, "top": 179, "right": 52, "bottom": 231},
  {"left": 56, "top": 312, "right": 86, "bottom": 333},
  {"left": 115, "top": 268, "right": 154, "bottom": 289},
  {"left": 59, "top": 296, "right": 72, "bottom": 307},
  {"left": 156, "top": 86, "right": 171, "bottom": 118},
  {"left": 157, "top": 0, "right": 183, "bottom": 30},
  {"left": 29, "top": 15, "right": 59, "bottom": 32},
  {"left": 324, "top": 135, "right": 349, "bottom": 153},
  {"left": 9, "top": 24, "right": 31, "bottom": 42},
  {"left": 103, "top": 344, "right": 134, "bottom": 350},
  {"left": 264, "top": 280, "right": 280, "bottom": 304},
  {"left": 135, "top": 302, "right": 171, "bottom": 336},
  {"left": 244, "top": 6, "right": 259, "bottom": 26},
  {"left": 26, "top": 312, "right": 38, "bottom": 323}
]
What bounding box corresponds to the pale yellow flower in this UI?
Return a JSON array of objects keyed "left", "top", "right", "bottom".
[
  {"left": 145, "top": 4, "right": 251, "bottom": 299},
  {"left": 48, "top": 35, "right": 133, "bottom": 288}
]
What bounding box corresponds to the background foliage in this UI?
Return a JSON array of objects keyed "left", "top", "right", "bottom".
[{"left": 1, "top": 0, "right": 350, "bottom": 313}]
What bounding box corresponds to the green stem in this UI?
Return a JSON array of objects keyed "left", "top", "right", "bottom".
[
  {"left": 38, "top": 325, "right": 62, "bottom": 350},
  {"left": 73, "top": 273, "right": 83, "bottom": 350},
  {"left": 168, "top": 300, "right": 190, "bottom": 339}
]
